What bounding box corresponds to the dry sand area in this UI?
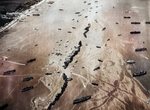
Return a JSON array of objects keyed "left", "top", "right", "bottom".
[{"left": 0, "top": 0, "right": 150, "bottom": 110}]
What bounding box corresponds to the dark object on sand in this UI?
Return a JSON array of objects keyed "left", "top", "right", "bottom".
[
  {"left": 45, "top": 73, "right": 52, "bottom": 75},
  {"left": 130, "top": 31, "right": 141, "bottom": 34},
  {"left": 47, "top": 1, "right": 54, "bottom": 4},
  {"left": 0, "top": 103, "right": 8, "bottom": 110},
  {"left": 21, "top": 86, "right": 33, "bottom": 92},
  {"left": 126, "top": 60, "right": 135, "bottom": 64},
  {"left": 92, "top": 83, "right": 99, "bottom": 86},
  {"left": 96, "top": 46, "right": 101, "bottom": 48},
  {"left": 107, "top": 39, "right": 110, "bottom": 41},
  {"left": 131, "top": 22, "right": 140, "bottom": 24},
  {"left": 93, "top": 67, "right": 100, "bottom": 71},
  {"left": 98, "top": 59, "right": 103, "bottom": 62},
  {"left": 145, "top": 22, "right": 150, "bottom": 24},
  {"left": 102, "top": 27, "right": 106, "bottom": 31},
  {"left": 59, "top": 9, "right": 64, "bottom": 11},
  {"left": 23, "top": 77, "right": 33, "bottom": 82},
  {"left": 27, "top": 58, "right": 36, "bottom": 64},
  {"left": 33, "top": 14, "right": 40, "bottom": 16},
  {"left": 75, "top": 12, "right": 80, "bottom": 14},
  {"left": 3, "top": 69, "right": 16, "bottom": 75},
  {"left": 135, "top": 48, "right": 147, "bottom": 52},
  {"left": 73, "top": 95, "right": 91, "bottom": 104},
  {"left": 83, "top": 23, "right": 91, "bottom": 38},
  {"left": 124, "top": 17, "right": 130, "bottom": 19},
  {"left": 133, "top": 71, "right": 147, "bottom": 77},
  {"left": 55, "top": 53, "right": 62, "bottom": 56}
]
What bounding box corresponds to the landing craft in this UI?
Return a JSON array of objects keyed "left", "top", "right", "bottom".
[
  {"left": 21, "top": 86, "right": 33, "bottom": 92},
  {"left": 73, "top": 95, "right": 91, "bottom": 104},
  {"left": 45, "top": 73, "right": 52, "bottom": 75},
  {"left": 26, "top": 58, "right": 36, "bottom": 64},
  {"left": 33, "top": 14, "right": 40, "bottom": 16},
  {"left": 96, "top": 46, "right": 101, "bottom": 48},
  {"left": 92, "top": 83, "right": 99, "bottom": 86},
  {"left": 135, "top": 48, "right": 147, "bottom": 52},
  {"left": 98, "top": 59, "right": 103, "bottom": 62},
  {"left": 23, "top": 77, "right": 33, "bottom": 82},
  {"left": 93, "top": 67, "right": 100, "bottom": 71},
  {"left": 3, "top": 69, "right": 16, "bottom": 75},
  {"left": 126, "top": 60, "right": 135, "bottom": 64},
  {"left": 131, "top": 22, "right": 140, "bottom": 24},
  {"left": 124, "top": 17, "right": 130, "bottom": 19},
  {"left": 145, "top": 22, "right": 150, "bottom": 24},
  {"left": 130, "top": 31, "right": 141, "bottom": 34},
  {"left": 102, "top": 27, "right": 106, "bottom": 31},
  {"left": 133, "top": 71, "right": 147, "bottom": 77}
]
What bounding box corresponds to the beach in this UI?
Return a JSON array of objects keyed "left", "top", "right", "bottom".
[{"left": 0, "top": 0, "right": 150, "bottom": 110}]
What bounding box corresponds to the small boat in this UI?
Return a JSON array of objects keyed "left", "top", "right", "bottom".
[
  {"left": 126, "top": 60, "right": 135, "bottom": 64},
  {"left": 133, "top": 71, "right": 147, "bottom": 77}
]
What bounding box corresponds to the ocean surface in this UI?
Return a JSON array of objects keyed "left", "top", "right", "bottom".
[{"left": 0, "top": 0, "right": 38, "bottom": 27}]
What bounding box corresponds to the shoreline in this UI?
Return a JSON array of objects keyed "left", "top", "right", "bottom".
[{"left": 0, "top": 0, "right": 44, "bottom": 30}]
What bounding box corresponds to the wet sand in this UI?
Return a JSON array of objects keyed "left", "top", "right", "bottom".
[{"left": 0, "top": 0, "right": 150, "bottom": 110}]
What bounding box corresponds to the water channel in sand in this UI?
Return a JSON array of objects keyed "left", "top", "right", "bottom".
[{"left": 0, "top": 0, "right": 150, "bottom": 110}]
